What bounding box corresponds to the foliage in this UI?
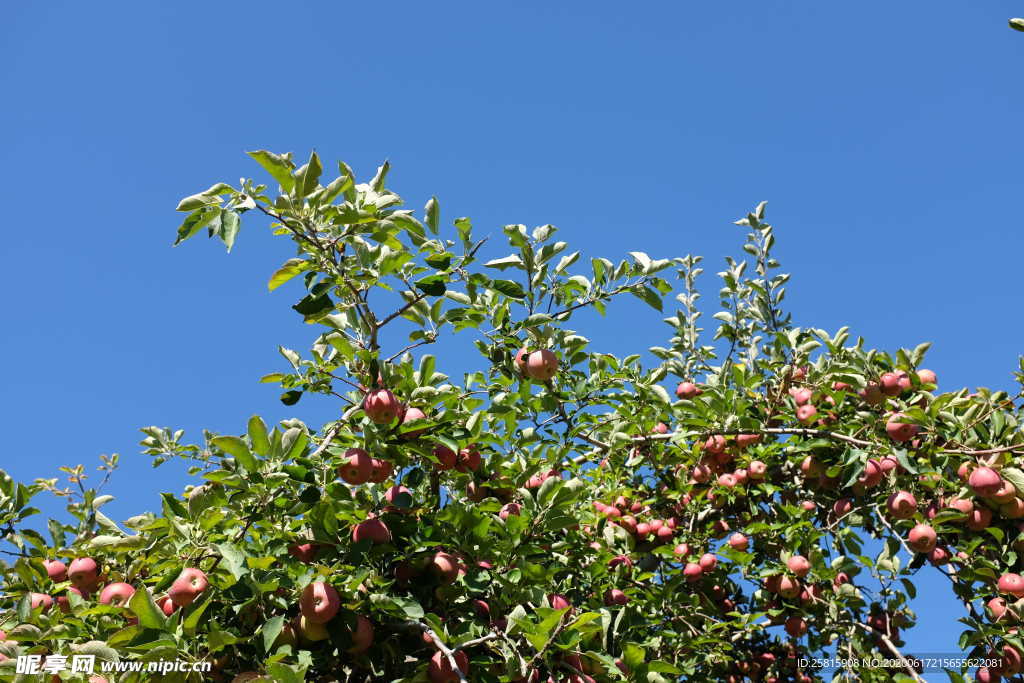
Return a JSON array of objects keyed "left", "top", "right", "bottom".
[{"left": 1, "top": 151, "right": 1024, "bottom": 682}]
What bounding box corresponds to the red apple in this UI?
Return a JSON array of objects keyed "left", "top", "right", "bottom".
[
  {"left": 401, "top": 407, "right": 428, "bottom": 438},
  {"left": 524, "top": 349, "right": 559, "bottom": 381},
  {"left": 603, "top": 588, "right": 628, "bottom": 606},
  {"left": 748, "top": 460, "right": 767, "bottom": 479},
  {"left": 352, "top": 518, "right": 391, "bottom": 544},
  {"left": 68, "top": 557, "right": 100, "bottom": 591},
  {"left": 157, "top": 596, "right": 178, "bottom": 616},
  {"left": 880, "top": 372, "right": 902, "bottom": 396},
  {"left": 44, "top": 559, "right": 67, "bottom": 582},
  {"left": 432, "top": 444, "right": 457, "bottom": 470},
  {"left": 970, "top": 467, "right": 1003, "bottom": 497},
  {"left": 514, "top": 348, "right": 530, "bottom": 376},
  {"left": 683, "top": 563, "right": 703, "bottom": 582},
  {"left": 338, "top": 448, "right": 373, "bottom": 485},
  {"left": 906, "top": 524, "right": 937, "bottom": 553},
  {"left": 385, "top": 485, "right": 413, "bottom": 507},
  {"left": 98, "top": 582, "right": 135, "bottom": 607},
  {"left": 300, "top": 581, "right": 340, "bottom": 624},
  {"left": 168, "top": 568, "right": 208, "bottom": 607},
  {"left": 917, "top": 369, "right": 937, "bottom": 386},
  {"left": 428, "top": 649, "right": 470, "bottom": 683},
  {"left": 784, "top": 616, "right": 807, "bottom": 637},
  {"left": 288, "top": 543, "right": 319, "bottom": 564},
  {"left": 998, "top": 573, "right": 1024, "bottom": 598},
  {"left": 431, "top": 552, "right": 461, "bottom": 584},
  {"left": 728, "top": 533, "right": 749, "bottom": 551},
  {"left": 859, "top": 382, "right": 885, "bottom": 405},
  {"left": 298, "top": 614, "right": 329, "bottom": 642},
  {"left": 369, "top": 458, "right": 393, "bottom": 483},
  {"left": 676, "top": 382, "right": 701, "bottom": 400},
  {"left": 548, "top": 594, "right": 572, "bottom": 612},
  {"left": 885, "top": 413, "right": 919, "bottom": 442},
  {"left": 886, "top": 491, "right": 918, "bottom": 520},
  {"left": 699, "top": 553, "right": 718, "bottom": 572},
  {"left": 703, "top": 435, "right": 726, "bottom": 455},
  {"left": 30, "top": 592, "right": 54, "bottom": 612},
  {"left": 363, "top": 389, "right": 400, "bottom": 424},
  {"left": 456, "top": 446, "right": 482, "bottom": 473},
  {"left": 787, "top": 556, "right": 811, "bottom": 578},
  {"left": 348, "top": 615, "right": 374, "bottom": 654}
]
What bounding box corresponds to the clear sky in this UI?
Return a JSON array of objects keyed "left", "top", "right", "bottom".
[{"left": 2, "top": 0, "right": 1022, "bottom": 660}]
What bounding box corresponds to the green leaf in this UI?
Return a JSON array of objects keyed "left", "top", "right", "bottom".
[
  {"left": 491, "top": 279, "right": 526, "bottom": 300},
  {"left": 622, "top": 642, "right": 646, "bottom": 670},
  {"left": 415, "top": 275, "right": 447, "bottom": 296},
  {"left": 1011, "top": 18, "right": 1024, "bottom": 32},
  {"left": 266, "top": 663, "right": 306, "bottom": 683},
  {"left": 211, "top": 436, "right": 257, "bottom": 473},
  {"left": 219, "top": 210, "right": 241, "bottom": 252},
  {"left": 425, "top": 197, "right": 439, "bottom": 234},
  {"left": 182, "top": 591, "right": 214, "bottom": 634},
  {"left": 247, "top": 416, "right": 271, "bottom": 455},
  {"left": 280, "top": 390, "right": 303, "bottom": 406},
  {"left": 215, "top": 542, "right": 248, "bottom": 580},
  {"left": 129, "top": 588, "right": 167, "bottom": 630},
  {"left": 295, "top": 151, "right": 323, "bottom": 197},
  {"left": 247, "top": 150, "right": 295, "bottom": 192},
  {"left": 262, "top": 614, "right": 285, "bottom": 652},
  {"left": 174, "top": 208, "right": 219, "bottom": 246},
  {"left": 1002, "top": 468, "right": 1024, "bottom": 497},
  {"left": 176, "top": 183, "right": 232, "bottom": 211},
  {"left": 268, "top": 259, "right": 311, "bottom": 291}
]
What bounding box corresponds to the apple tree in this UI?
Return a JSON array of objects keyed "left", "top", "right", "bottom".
[{"left": 1, "top": 151, "right": 1024, "bottom": 682}]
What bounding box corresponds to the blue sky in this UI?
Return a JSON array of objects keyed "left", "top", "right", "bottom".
[{"left": 2, "top": 0, "right": 1022, "bottom": 660}]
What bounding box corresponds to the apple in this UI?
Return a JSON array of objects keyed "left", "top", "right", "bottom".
[
  {"left": 736, "top": 433, "right": 761, "bottom": 449},
  {"left": 428, "top": 650, "right": 470, "bottom": 683},
  {"left": 499, "top": 502, "right": 522, "bottom": 520},
  {"left": 906, "top": 523, "right": 937, "bottom": 553},
  {"left": 352, "top": 518, "right": 391, "bottom": 544},
  {"left": 886, "top": 491, "right": 917, "bottom": 520},
  {"left": 917, "top": 369, "right": 937, "bottom": 386},
  {"left": 548, "top": 594, "right": 572, "bottom": 612},
  {"left": 676, "top": 382, "right": 701, "bottom": 399},
  {"left": 1002, "top": 498, "right": 1024, "bottom": 519},
  {"left": 673, "top": 543, "right": 691, "bottom": 557},
  {"left": 300, "top": 581, "right": 340, "bottom": 624},
  {"left": 784, "top": 616, "right": 807, "bottom": 638},
  {"left": 298, "top": 614, "right": 329, "bottom": 642},
  {"left": 748, "top": 460, "right": 767, "bottom": 479},
  {"left": 717, "top": 473, "right": 737, "bottom": 488},
  {"left": 608, "top": 555, "right": 633, "bottom": 570},
  {"left": 401, "top": 407, "right": 428, "bottom": 438},
  {"left": 885, "top": 413, "right": 919, "bottom": 442},
  {"left": 524, "top": 349, "right": 559, "bottom": 381},
  {"left": 777, "top": 576, "right": 801, "bottom": 599},
  {"left": 363, "top": 389, "right": 400, "bottom": 424},
  {"left": 168, "top": 568, "right": 208, "bottom": 607},
  {"left": 348, "top": 615, "right": 374, "bottom": 654},
  {"left": 603, "top": 588, "right": 628, "bottom": 606},
  {"left": 699, "top": 553, "right": 718, "bottom": 572},
  {"left": 879, "top": 456, "right": 900, "bottom": 473},
  {"left": 703, "top": 435, "right": 726, "bottom": 455},
  {"left": 880, "top": 372, "right": 902, "bottom": 396},
  {"left": 456, "top": 445, "right": 482, "bottom": 473},
  {"left": 787, "top": 556, "right": 811, "bottom": 578},
  {"left": 431, "top": 551, "right": 461, "bottom": 584},
  {"left": 369, "top": 458, "right": 393, "bottom": 484},
  {"left": 157, "top": 596, "right": 178, "bottom": 616},
  {"left": 514, "top": 348, "right": 530, "bottom": 376},
  {"left": 970, "top": 466, "right": 1003, "bottom": 497},
  {"left": 385, "top": 485, "right": 413, "bottom": 508},
  {"left": 338, "top": 448, "right": 373, "bottom": 485},
  {"left": 987, "top": 597, "right": 1009, "bottom": 621},
  {"left": 927, "top": 546, "right": 950, "bottom": 566},
  {"left": 948, "top": 497, "right": 974, "bottom": 516},
  {"left": 288, "top": 543, "right": 319, "bottom": 564},
  {"left": 728, "top": 533, "right": 749, "bottom": 551},
  {"left": 800, "top": 500, "right": 816, "bottom": 512},
  {"left": 44, "top": 559, "right": 67, "bottom": 582},
  {"left": 98, "top": 583, "right": 135, "bottom": 607},
  {"left": 859, "top": 382, "right": 885, "bottom": 405},
  {"left": 652, "top": 422, "right": 670, "bottom": 435},
  {"left": 967, "top": 506, "right": 994, "bottom": 531},
  {"left": 68, "top": 557, "right": 100, "bottom": 591},
  {"left": 998, "top": 573, "right": 1024, "bottom": 598},
  {"left": 994, "top": 480, "right": 1018, "bottom": 504},
  {"left": 683, "top": 563, "right": 703, "bottom": 582},
  {"left": 857, "top": 459, "right": 883, "bottom": 488},
  {"left": 790, "top": 387, "right": 813, "bottom": 406},
  {"left": 30, "top": 592, "right": 54, "bottom": 611},
  {"left": 800, "top": 456, "right": 823, "bottom": 478}
]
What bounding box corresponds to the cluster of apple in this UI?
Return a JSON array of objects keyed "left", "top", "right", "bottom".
[
  {"left": 28, "top": 557, "right": 208, "bottom": 618},
  {"left": 292, "top": 581, "right": 373, "bottom": 654},
  {"left": 593, "top": 496, "right": 678, "bottom": 548}
]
